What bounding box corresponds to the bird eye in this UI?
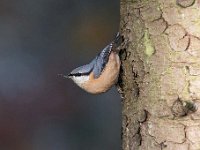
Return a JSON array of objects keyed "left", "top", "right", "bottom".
[{"left": 75, "top": 73, "right": 82, "bottom": 76}]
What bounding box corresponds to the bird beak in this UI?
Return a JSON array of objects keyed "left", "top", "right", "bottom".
[
  {"left": 57, "top": 74, "right": 70, "bottom": 79},
  {"left": 67, "top": 73, "right": 73, "bottom": 78}
]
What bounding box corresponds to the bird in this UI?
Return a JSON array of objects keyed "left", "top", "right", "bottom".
[{"left": 62, "top": 33, "right": 123, "bottom": 94}]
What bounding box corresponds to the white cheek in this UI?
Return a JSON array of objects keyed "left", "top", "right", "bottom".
[{"left": 72, "top": 76, "right": 89, "bottom": 86}]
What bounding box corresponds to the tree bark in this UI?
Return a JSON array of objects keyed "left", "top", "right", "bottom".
[{"left": 119, "top": 0, "right": 200, "bottom": 150}]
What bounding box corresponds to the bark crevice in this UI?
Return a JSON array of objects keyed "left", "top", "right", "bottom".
[{"left": 120, "top": 0, "right": 200, "bottom": 149}]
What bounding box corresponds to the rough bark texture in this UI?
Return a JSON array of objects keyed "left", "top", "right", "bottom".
[{"left": 120, "top": 0, "right": 200, "bottom": 150}]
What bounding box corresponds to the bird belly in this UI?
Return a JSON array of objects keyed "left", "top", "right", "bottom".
[{"left": 81, "top": 52, "right": 120, "bottom": 94}]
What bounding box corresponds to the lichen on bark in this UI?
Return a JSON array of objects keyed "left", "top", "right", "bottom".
[{"left": 144, "top": 30, "right": 155, "bottom": 57}]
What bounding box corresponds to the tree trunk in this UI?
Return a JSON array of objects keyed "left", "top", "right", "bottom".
[{"left": 120, "top": 0, "right": 200, "bottom": 150}]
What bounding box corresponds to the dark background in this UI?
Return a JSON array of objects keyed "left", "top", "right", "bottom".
[{"left": 0, "top": 0, "right": 121, "bottom": 150}]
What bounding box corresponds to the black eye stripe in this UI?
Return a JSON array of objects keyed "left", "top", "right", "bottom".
[
  {"left": 74, "top": 73, "right": 82, "bottom": 76},
  {"left": 69, "top": 72, "right": 90, "bottom": 77}
]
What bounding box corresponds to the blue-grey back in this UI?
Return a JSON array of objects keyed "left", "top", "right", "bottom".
[{"left": 69, "top": 58, "right": 96, "bottom": 76}]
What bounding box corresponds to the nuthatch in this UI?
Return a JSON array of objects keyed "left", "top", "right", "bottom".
[{"left": 64, "top": 33, "right": 123, "bottom": 94}]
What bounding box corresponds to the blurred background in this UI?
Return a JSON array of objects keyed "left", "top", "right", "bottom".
[{"left": 0, "top": 0, "right": 121, "bottom": 150}]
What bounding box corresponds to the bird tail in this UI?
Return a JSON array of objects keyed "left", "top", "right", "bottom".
[{"left": 111, "top": 32, "right": 124, "bottom": 52}]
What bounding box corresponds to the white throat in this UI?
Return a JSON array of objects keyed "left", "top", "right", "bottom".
[{"left": 71, "top": 76, "right": 89, "bottom": 87}]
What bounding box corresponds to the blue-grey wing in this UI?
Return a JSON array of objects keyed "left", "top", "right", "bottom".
[
  {"left": 90, "top": 33, "right": 123, "bottom": 78},
  {"left": 93, "top": 44, "right": 112, "bottom": 78}
]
